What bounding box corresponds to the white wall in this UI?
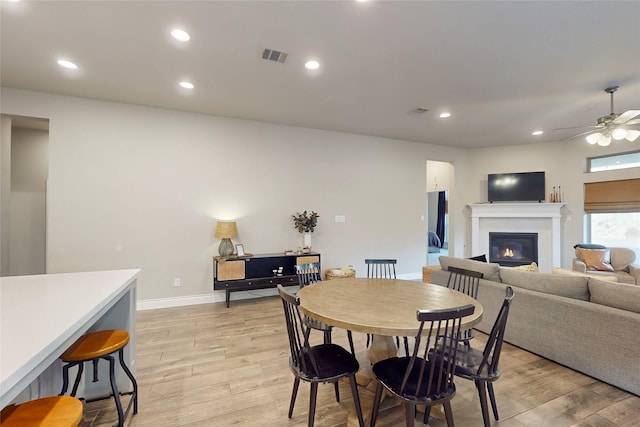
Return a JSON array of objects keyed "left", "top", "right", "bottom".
[
  {"left": 0, "top": 88, "right": 469, "bottom": 303},
  {"left": 4, "top": 88, "right": 637, "bottom": 304}
]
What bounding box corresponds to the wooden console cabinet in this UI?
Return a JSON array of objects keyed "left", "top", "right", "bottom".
[{"left": 213, "top": 252, "right": 320, "bottom": 307}]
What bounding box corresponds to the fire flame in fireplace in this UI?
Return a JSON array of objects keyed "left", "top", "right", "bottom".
[{"left": 503, "top": 248, "right": 515, "bottom": 258}]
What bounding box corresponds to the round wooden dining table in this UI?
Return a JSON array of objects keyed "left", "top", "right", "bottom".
[{"left": 297, "top": 277, "right": 483, "bottom": 426}]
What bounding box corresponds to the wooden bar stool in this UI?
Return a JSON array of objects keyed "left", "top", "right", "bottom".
[
  {"left": 59, "top": 329, "right": 137, "bottom": 427},
  {"left": 0, "top": 395, "right": 83, "bottom": 426}
]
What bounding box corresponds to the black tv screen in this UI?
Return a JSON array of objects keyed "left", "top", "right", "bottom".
[{"left": 488, "top": 171, "right": 545, "bottom": 202}]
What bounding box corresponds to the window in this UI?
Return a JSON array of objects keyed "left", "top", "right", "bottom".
[
  {"left": 584, "top": 178, "right": 640, "bottom": 259},
  {"left": 588, "top": 150, "right": 640, "bottom": 172},
  {"left": 588, "top": 212, "right": 640, "bottom": 259}
]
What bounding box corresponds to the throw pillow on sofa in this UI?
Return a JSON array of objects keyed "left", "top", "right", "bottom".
[
  {"left": 576, "top": 248, "right": 614, "bottom": 272},
  {"left": 500, "top": 268, "right": 590, "bottom": 301},
  {"left": 507, "top": 262, "right": 539, "bottom": 272},
  {"left": 438, "top": 256, "right": 500, "bottom": 282},
  {"left": 588, "top": 278, "right": 640, "bottom": 314}
]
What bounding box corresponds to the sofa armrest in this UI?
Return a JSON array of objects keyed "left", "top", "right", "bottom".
[
  {"left": 572, "top": 258, "right": 587, "bottom": 273},
  {"left": 628, "top": 263, "right": 640, "bottom": 285}
]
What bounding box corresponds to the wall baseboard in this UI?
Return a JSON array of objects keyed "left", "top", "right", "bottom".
[
  {"left": 137, "top": 293, "right": 219, "bottom": 310},
  {"left": 137, "top": 288, "right": 281, "bottom": 311},
  {"left": 137, "top": 271, "right": 422, "bottom": 310}
]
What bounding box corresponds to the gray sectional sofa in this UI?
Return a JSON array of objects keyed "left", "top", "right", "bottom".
[{"left": 431, "top": 256, "right": 640, "bottom": 396}]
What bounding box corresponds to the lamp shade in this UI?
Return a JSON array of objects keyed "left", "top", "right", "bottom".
[
  {"left": 215, "top": 221, "right": 238, "bottom": 239},
  {"left": 625, "top": 130, "right": 640, "bottom": 142},
  {"left": 586, "top": 133, "right": 599, "bottom": 144},
  {"left": 597, "top": 134, "right": 612, "bottom": 147},
  {"left": 612, "top": 128, "right": 627, "bottom": 140}
]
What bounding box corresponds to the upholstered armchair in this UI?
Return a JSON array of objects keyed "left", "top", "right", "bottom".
[{"left": 572, "top": 245, "right": 640, "bottom": 285}]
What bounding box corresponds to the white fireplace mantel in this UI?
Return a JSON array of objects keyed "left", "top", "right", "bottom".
[{"left": 468, "top": 203, "right": 564, "bottom": 271}]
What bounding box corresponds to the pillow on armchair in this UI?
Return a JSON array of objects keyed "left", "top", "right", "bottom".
[
  {"left": 574, "top": 243, "right": 607, "bottom": 250},
  {"left": 576, "top": 247, "right": 614, "bottom": 272}
]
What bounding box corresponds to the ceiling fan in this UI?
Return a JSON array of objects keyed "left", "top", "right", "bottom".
[{"left": 556, "top": 86, "right": 640, "bottom": 146}]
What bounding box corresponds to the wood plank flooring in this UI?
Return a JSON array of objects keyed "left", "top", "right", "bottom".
[{"left": 80, "top": 295, "right": 640, "bottom": 426}]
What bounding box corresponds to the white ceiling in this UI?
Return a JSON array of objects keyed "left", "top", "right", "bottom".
[{"left": 2, "top": 0, "right": 639, "bottom": 148}]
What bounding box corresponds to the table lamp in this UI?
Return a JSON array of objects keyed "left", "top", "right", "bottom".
[{"left": 215, "top": 221, "right": 238, "bottom": 256}]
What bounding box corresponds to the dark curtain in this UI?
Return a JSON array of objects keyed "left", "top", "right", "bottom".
[{"left": 436, "top": 191, "right": 446, "bottom": 247}]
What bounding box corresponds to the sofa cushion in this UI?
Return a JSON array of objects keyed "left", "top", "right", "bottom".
[
  {"left": 576, "top": 248, "right": 614, "bottom": 272},
  {"left": 588, "top": 278, "right": 640, "bottom": 314},
  {"left": 583, "top": 269, "right": 636, "bottom": 285},
  {"left": 438, "top": 256, "right": 501, "bottom": 282},
  {"left": 499, "top": 268, "right": 590, "bottom": 301},
  {"left": 552, "top": 267, "right": 618, "bottom": 282}
]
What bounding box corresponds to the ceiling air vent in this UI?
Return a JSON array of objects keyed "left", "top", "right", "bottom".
[
  {"left": 409, "top": 107, "right": 429, "bottom": 115},
  {"left": 261, "top": 48, "right": 288, "bottom": 64}
]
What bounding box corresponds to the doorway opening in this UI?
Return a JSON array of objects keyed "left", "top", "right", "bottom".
[
  {"left": 426, "top": 160, "right": 453, "bottom": 266},
  {"left": 1, "top": 114, "right": 49, "bottom": 276}
]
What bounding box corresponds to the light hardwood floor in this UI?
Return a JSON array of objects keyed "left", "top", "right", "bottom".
[{"left": 81, "top": 295, "right": 639, "bottom": 427}]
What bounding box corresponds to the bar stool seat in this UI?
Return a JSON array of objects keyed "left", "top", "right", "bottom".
[
  {"left": 60, "top": 329, "right": 137, "bottom": 427},
  {"left": 0, "top": 396, "right": 83, "bottom": 426}
]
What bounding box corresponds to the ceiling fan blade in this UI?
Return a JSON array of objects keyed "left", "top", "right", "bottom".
[
  {"left": 560, "top": 129, "right": 598, "bottom": 141},
  {"left": 613, "top": 110, "right": 640, "bottom": 124},
  {"left": 623, "top": 119, "right": 640, "bottom": 126},
  {"left": 552, "top": 125, "right": 599, "bottom": 131}
]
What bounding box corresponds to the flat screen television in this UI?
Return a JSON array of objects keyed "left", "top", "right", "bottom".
[{"left": 488, "top": 171, "right": 545, "bottom": 202}]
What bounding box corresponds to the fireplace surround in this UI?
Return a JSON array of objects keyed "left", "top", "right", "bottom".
[{"left": 468, "top": 203, "right": 564, "bottom": 272}]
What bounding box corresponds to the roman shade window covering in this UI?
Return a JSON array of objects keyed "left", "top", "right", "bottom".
[{"left": 584, "top": 178, "right": 640, "bottom": 212}]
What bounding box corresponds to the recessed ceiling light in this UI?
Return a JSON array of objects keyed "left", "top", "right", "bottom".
[
  {"left": 439, "top": 112, "right": 451, "bottom": 118},
  {"left": 57, "top": 59, "right": 78, "bottom": 70},
  {"left": 171, "top": 29, "right": 190, "bottom": 42},
  {"left": 179, "top": 81, "right": 194, "bottom": 89},
  {"left": 305, "top": 60, "right": 320, "bottom": 70},
  {"left": 532, "top": 130, "right": 543, "bottom": 136}
]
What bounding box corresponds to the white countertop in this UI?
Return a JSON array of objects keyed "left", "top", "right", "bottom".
[{"left": 0, "top": 269, "right": 140, "bottom": 406}]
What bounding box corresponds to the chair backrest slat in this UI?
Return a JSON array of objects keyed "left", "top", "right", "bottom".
[
  {"left": 295, "top": 262, "right": 321, "bottom": 288},
  {"left": 365, "top": 259, "right": 397, "bottom": 279},
  {"left": 400, "top": 304, "right": 475, "bottom": 399},
  {"left": 446, "top": 266, "right": 482, "bottom": 298}
]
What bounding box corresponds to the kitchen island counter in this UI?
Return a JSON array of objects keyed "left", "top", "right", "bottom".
[{"left": 0, "top": 269, "right": 139, "bottom": 407}]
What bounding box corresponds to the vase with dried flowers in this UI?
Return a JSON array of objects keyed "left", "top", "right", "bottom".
[{"left": 292, "top": 210, "right": 319, "bottom": 250}]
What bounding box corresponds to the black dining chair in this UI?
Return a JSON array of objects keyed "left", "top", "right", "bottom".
[
  {"left": 365, "top": 259, "right": 409, "bottom": 356},
  {"left": 370, "top": 303, "right": 476, "bottom": 427},
  {"left": 277, "top": 285, "right": 365, "bottom": 427},
  {"left": 446, "top": 286, "right": 515, "bottom": 427},
  {"left": 446, "top": 266, "right": 483, "bottom": 345},
  {"left": 365, "top": 258, "right": 397, "bottom": 279},
  {"left": 295, "top": 263, "right": 355, "bottom": 355}
]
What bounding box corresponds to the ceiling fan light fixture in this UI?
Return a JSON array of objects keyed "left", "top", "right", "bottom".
[
  {"left": 625, "top": 130, "right": 640, "bottom": 142},
  {"left": 612, "top": 128, "right": 627, "bottom": 140},
  {"left": 597, "top": 134, "right": 612, "bottom": 147},
  {"left": 586, "top": 133, "right": 600, "bottom": 145}
]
